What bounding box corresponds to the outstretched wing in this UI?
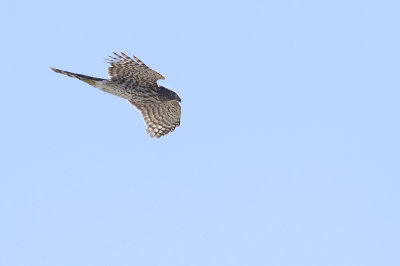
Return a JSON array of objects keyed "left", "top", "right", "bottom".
[
  {"left": 129, "top": 100, "right": 181, "bottom": 138},
  {"left": 107, "top": 52, "right": 165, "bottom": 87}
]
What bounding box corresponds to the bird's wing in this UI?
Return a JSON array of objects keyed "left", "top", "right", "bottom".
[
  {"left": 129, "top": 100, "right": 181, "bottom": 138},
  {"left": 107, "top": 52, "right": 165, "bottom": 87}
]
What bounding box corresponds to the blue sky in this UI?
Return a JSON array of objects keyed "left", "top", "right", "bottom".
[{"left": 0, "top": 0, "right": 399, "bottom": 265}]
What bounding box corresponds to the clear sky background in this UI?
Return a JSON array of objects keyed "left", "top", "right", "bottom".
[{"left": 0, "top": 0, "right": 399, "bottom": 265}]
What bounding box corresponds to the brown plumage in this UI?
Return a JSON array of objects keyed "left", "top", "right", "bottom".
[{"left": 50, "top": 52, "right": 181, "bottom": 138}]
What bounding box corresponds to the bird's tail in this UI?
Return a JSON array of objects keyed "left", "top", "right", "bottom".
[{"left": 50, "top": 67, "right": 105, "bottom": 87}]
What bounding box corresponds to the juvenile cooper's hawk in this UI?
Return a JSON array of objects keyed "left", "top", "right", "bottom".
[{"left": 50, "top": 52, "right": 181, "bottom": 138}]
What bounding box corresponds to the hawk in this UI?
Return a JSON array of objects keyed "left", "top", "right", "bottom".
[{"left": 50, "top": 52, "right": 181, "bottom": 138}]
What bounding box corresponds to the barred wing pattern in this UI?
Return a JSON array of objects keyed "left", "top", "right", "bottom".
[
  {"left": 107, "top": 52, "right": 165, "bottom": 87},
  {"left": 130, "top": 101, "right": 181, "bottom": 138}
]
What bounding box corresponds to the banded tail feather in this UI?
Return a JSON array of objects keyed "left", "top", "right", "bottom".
[{"left": 49, "top": 67, "right": 105, "bottom": 87}]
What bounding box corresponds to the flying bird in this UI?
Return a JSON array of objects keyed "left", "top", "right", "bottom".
[{"left": 50, "top": 52, "right": 181, "bottom": 138}]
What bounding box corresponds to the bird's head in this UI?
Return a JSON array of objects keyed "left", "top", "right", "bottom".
[{"left": 159, "top": 86, "right": 181, "bottom": 102}]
